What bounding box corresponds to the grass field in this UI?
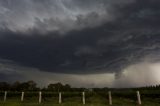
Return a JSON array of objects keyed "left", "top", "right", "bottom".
[{"left": 0, "top": 91, "right": 160, "bottom": 106}]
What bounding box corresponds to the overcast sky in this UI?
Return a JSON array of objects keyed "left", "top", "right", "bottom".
[{"left": 0, "top": 0, "right": 160, "bottom": 88}]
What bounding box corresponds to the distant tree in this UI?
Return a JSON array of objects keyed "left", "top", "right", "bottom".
[
  {"left": 27, "top": 80, "right": 37, "bottom": 90},
  {"left": 18, "top": 80, "right": 37, "bottom": 91},
  {"left": 11, "top": 81, "right": 21, "bottom": 91},
  {"left": 47, "top": 82, "right": 63, "bottom": 92},
  {"left": 48, "top": 84, "right": 56, "bottom": 91},
  {"left": 0, "top": 82, "right": 10, "bottom": 91},
  {"left": 63, "top": 84, "right": 71, "bottom": 91}
]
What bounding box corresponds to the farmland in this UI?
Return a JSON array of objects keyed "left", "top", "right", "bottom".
[{"left": 0, "top": 90, "right": 160, "bottom": 106}]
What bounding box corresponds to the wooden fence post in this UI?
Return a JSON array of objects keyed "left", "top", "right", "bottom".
[
  {"left": 4, "top": 91, "right": 7, "bottom": 102},
  {"left": 21, "top": 92, "right": 24, "bottom": 102},
  {"left": 39, "top": 91, "right": 42, "bottom": 103},
  {"left": 82, "top": 92, "right": 85, "bottom": 105},
  {"left": 108, "top": 91, "right": 112, "bottom": 105},
  {"left": 59, "top": 92, "right": 62, "bottom": 104},
  {"left": 137, "top": 91, "right": 141, "bottom": 105}
]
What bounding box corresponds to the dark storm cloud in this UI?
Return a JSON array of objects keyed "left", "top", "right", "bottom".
[
  {"left": 0, "top": 0, "right": 160, "bottom": 75},
  {"left": 0, "top": 0, "right": 136, "bottom": 34}
]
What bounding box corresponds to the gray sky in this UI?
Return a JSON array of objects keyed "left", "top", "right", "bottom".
[{"left": 0, "top": 0, "right": 160, "bottom": 88}]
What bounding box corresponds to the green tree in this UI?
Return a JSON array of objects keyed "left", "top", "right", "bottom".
[{"left": 0, "top": 82, "right": 10, "bottom": 91}]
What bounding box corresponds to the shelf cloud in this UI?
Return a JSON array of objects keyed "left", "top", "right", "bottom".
[{"left": 0, "top": 0, "right": 160, "bottom": 87}]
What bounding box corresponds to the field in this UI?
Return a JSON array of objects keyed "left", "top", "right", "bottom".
[{"left": 0, "top": 90, "right": 160, "bottom": 106}]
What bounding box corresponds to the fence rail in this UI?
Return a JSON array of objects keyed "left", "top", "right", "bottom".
[{"left": 0, "top": 91, "right": 145, "bottom": 105}]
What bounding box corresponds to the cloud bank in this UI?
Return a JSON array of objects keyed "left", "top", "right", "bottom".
[{"left": 0, "top": 0, "right": 160, "bottom": 87}]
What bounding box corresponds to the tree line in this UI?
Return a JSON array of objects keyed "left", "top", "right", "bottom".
[
  {"left": 0, "top": 80, "right": 160, "bottom": 91},
  {"left": 0, "top": 80, "right": 85, "bottom": 92}
]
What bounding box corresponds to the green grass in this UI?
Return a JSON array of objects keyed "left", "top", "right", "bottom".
[{"left": 0, "top": 98, "right": 160, "bottom": 106}]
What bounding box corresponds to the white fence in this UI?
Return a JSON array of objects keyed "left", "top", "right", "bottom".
[{"left": 1, "top": 91, "right": 142, "bottom": 105}]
